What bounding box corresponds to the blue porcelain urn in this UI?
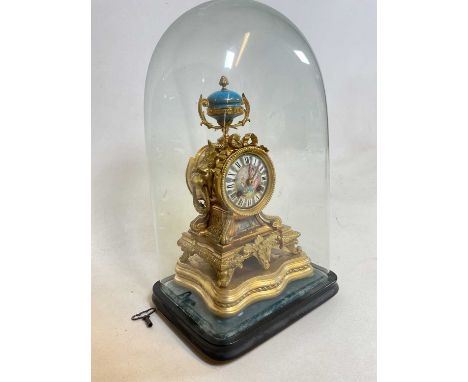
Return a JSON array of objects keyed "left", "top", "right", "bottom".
[{"left": 206, "top": 76, "right": 244, "bottom": 126}]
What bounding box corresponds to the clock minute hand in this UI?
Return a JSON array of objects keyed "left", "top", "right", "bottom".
[
  {"left": 251, "top": 165, "right": 259, "bottom": 182},
  {"left": 246, "top": 164, "right": 254, "bottom": 185}
]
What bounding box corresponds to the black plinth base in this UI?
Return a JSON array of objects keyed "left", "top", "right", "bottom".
[{"left": 152, "top": 264, "right": 338, "bottom": 361}]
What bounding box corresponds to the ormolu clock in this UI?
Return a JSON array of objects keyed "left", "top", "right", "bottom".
[{"left": 174, "top": 76, "right": 314, "bottom": 315}]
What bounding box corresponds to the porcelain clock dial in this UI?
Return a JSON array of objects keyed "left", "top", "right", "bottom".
[{"left": 222, "top": 148, "right": 275, "bottom": 215}]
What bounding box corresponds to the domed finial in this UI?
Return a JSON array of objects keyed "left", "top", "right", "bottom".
[{"left": 219, "top": 76, "right": 229, "bottom": 89}]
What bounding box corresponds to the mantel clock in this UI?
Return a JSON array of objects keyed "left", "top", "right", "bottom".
[{"left": 174, "top": 76, "right": 314, "bottom": 316}]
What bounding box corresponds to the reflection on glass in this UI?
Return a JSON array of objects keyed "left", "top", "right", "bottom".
[
  {"left": 235, "top": 32, "right": 251, "bottom": 67},
  {"left": 294, "top": 50, "right": 310, "bottom": 65},
  {"left": 224, "top": 50, "right": 235, "bottom": 69}
]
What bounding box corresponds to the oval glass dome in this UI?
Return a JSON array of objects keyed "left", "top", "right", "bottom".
[{"left": 145, "top": 0, "right": 329, "bottom": 279}]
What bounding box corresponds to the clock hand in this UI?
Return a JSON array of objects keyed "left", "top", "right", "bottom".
[
  {"left": 246, "top": 164, "right": 254, "bottom": 186},
  {"left": 250, "top": 163, "right": 255, "bottom": 179},
  {"left": 251, "top": 166, "right": 259, "bottom": 182}
]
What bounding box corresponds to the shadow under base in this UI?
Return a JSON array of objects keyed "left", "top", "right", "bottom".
[{"left": 152, "top": 263, "right": 338, "bottom": 361}]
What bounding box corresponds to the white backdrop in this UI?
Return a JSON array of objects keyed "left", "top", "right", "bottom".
[{"left": 92, "top": 1, "right": 376, "bottom": 381}]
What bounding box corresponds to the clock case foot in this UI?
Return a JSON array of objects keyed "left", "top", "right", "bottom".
[{"left": 152, "top": 263, "right": 338, "bottom": 361}]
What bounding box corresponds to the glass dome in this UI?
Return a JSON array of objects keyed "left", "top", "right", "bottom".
[{"left": 145, "top": 0, "right": 329, "bottom": 280}]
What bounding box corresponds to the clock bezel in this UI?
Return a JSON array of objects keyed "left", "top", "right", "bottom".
[{"left": 219, "top": 146, "right": 275, "bottom": 216}]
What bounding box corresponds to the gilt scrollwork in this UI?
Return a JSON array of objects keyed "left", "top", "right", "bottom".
[
  {"left": 243, "top": 233, "right": 280, "bottom": 270},
  {"left": 198, "top": 96, "right": 217, "bottom": 130},
  {"left": 198, "top": 93, "right": 250, "bottom": 133},
  {"left": 187, "top": 142, "right": 217, "bottom": 232},
  {"left": 187, "top": 131, "right": 270, "bottom": 234}
]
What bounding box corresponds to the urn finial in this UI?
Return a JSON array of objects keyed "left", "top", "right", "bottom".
[
  {"left": 197, "top": 77, "right": 250, "bottom": 143},
  {"left": 219, "top": 76, "right": 229, "bottom": 89}
]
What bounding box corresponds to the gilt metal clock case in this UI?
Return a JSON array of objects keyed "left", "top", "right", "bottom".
[{"left": 173, "top": 77, "right": 313, "bottom": 316}]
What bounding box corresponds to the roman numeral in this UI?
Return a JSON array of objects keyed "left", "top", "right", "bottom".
[
  {"left": 252, "top": 156, "right": 258, "bottom": 166},
  {"left": 246, "top": 198, "right": 253, "bottom": 207},
  {"left": 234, "top": 160, "right": 242, "bottom": 169},
  {"left": 226, "top": 183, "right": 234, "bottom": 189},
  {"left": 243, "top": 155, "right": 250, "bottom": 165},
  {"left": 259, "top": 164, "right": 265, "bottom": 174}
]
